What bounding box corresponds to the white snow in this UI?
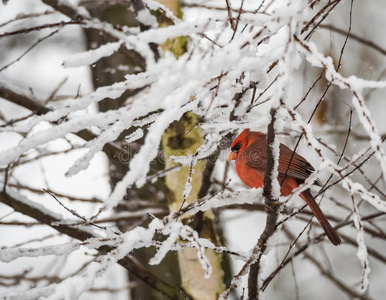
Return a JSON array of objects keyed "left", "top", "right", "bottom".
[{"left": 63, "top": 41, "right": 122, "bottom": 68}]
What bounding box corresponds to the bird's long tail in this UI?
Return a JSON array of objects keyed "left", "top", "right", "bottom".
[{"left": 300, "top": 189, "right": 342, "bottom": 246}]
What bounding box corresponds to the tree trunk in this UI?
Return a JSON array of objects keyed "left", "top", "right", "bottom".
[{"left": 81, "top": 2, "right": 180, "bottom": 299}]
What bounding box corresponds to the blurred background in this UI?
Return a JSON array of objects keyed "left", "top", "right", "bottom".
[{"left": 0, "top": 0, "right": 385, "bottom": 299}]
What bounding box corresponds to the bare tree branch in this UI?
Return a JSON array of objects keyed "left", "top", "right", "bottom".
[{"left": 0, "top": 83, "right": 50, "bottom": 115}]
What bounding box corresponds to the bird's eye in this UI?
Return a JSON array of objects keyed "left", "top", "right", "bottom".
[{"left": 231, "top": 142, "right": 241, "bottom": 152}]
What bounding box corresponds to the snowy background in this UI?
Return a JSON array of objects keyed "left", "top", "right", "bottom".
[{"left": 0, "top": 0, "right": 386, "bottom": 299}]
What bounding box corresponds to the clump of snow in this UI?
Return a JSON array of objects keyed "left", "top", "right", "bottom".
[
  {"left": 63, "top": 41, "right": 122, "bottom": 68},
  {"left": 124, "top": 128, "right": 144, "bottom": 143},
  {"left": 136, "top": 8, "right": 158, "bottom": 28}
]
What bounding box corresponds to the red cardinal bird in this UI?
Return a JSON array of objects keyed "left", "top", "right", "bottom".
[{"left": 228, "top": 129, "right": 341, "bottom": 246}]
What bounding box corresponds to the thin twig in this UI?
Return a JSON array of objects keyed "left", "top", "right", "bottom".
[
  {"left": 0, "top": 11, "right": 55, "bottom": 28},
  {"left": 224, "top": 0, "right": 235, "bottom": 31},
  {"left": 43, "top": 189, "right": 118, "bottom": 234},
  {"left": 320, "top": 24, "right": 386, "bottom": 56},
  {"left": 230, "top": 0, "right": 244, "bottom": 41},
  {"left": 0, "top": 20, "right": 84, "bottom": 38},
  {"left": 0, "top": 29, "right": 60, "bottom": 72}
]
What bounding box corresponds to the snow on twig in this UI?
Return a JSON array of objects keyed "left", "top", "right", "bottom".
[
  {"left": 65, "top": 119, "right": 127, "bottom": 177},
  {"left": 0, "top": 236, "right": 122, "bottom": 263},
  {"left": 171, "top": 133, "right": 222, "bottom": 202},
  {"left": 296, "top": 37, "right": 386, "bottom": 184},
  {"left": 0, "top": 108, "right": 127, "bottom": 166},
  {"left": 351, "top": 196, "right": 370, "bottom": 291},
  {"left": 0, "top": 73, "right": 156, "bottom": 134},
  {"left": 142, "top": 0, "right": 181, "bottom": 24},
  {"left": 0, "top": 219, "right": 163, "bottom": 299},
  {"left": 150, "top": 219, "right": 214, "bottom": 279},
  {"left": 185, "top": 189, "right": 263, "bottom": 215},
  {"left": 124, "top": 128, "right": 144, "bottom": 143},
  {"left": 149, "top": 221, "right": 181, "bottom": 265},
  {"left": 63, "top": 41, "right": 122, "bottom": 68},
  {"left": 284, "top": 103, "right": 386, "bottom": 213},
  {"left": 180, "top": 225, "right": 213, "bottom": 278}
]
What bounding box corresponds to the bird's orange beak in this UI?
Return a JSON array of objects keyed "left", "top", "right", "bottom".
[{"left": 228, "top": 151, "right": 237, "bottom": 161}]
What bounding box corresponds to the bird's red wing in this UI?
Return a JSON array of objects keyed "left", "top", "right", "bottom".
[
  {"left": 277, "top": 144, "right": 317, "bottom": 183},
  {"left": 242, "top": 139, "right": 321, "bottom": 185}
]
